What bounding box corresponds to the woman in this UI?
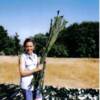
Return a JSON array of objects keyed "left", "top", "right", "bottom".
[{"left": 19, "top": 38, "right": 43, "bottom": 100}]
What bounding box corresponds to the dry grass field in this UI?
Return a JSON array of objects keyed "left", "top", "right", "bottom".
[{"left": 0, "top": 56, "right": 99, "bottom": 89}]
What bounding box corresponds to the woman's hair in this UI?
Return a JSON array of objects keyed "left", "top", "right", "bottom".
[{"left": 23, "top": 38, "right": 36, "bottom": 47}]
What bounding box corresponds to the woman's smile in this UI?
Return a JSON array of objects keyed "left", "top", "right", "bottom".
[{"left": 25, "top": 42, "right": 34, "bottom": 54}]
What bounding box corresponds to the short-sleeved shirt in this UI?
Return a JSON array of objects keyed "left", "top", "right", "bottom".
[{"left": 20, "top": 53, "right": 38, "bottom": 91}]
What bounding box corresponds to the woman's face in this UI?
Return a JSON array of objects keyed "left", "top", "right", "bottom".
[{"left": 24, "top": 42, "right": 35, "bottom": 54}]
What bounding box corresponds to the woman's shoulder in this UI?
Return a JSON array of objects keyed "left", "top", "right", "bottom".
[
  {"left": 19, "top": 52, "right": 37, "bottom": 59},
  {"left": 19, "top": 53, "right": 26, "bottom": 58}
]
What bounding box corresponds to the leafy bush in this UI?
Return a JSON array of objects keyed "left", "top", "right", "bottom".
[{"left": 0, "top": 84, "right": 99, "bottom": 100}]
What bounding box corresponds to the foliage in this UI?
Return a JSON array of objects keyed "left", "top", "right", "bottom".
[
  {"left": 0, "top": 84, "right": 99, "bottom": 100},
  {"left": 14, "top": 32, "right": 21, "bottom": 55},
  {"left": 33, "top": 22, "right": 99, "bottom": 58},
  {"left": 0, "top": 21, "right": 99, "bottom": 57},
  {"left": 0, "top": 26, "right": 21, "bottom": 55},
  {"left": 57, "top": 22, "right": 99, "bottom": 57},
  {"left": 48, "top": 44, "right": 68, "bottom": 57},
  {"left": 32, "top": 33, "right": 48, "bottom": 56}
]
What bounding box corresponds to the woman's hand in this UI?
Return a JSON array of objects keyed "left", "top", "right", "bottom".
[
  {"left": 36, "top": 60, "right": 46, "bottom": 72},
  {"left": 37, "top": 64, "right": 43, "bottom": 71}
]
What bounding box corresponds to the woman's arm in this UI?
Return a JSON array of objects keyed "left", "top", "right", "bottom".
[{"left": 19, "top": 56, "right": 43, "bottom": 77}]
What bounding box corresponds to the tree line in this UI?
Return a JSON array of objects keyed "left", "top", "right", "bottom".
[
  {"left": 0, "top": 21, "right": 99, "bottom": 58},
  {"left": 0, "top": 26, "right": 21, "bottom": 55},
  {"left": 33, "top": 21, "right": 99, "bottom": 58}
]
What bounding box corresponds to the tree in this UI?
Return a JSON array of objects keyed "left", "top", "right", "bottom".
[
  {"left": 0, "top": 26, "right": 9, "bottom": 53},
  {"left": 48, "top": 44, "right": 68, "bottom": 57},
  {"left": 57, "top": 22, "right": 99, "bottom": 57},
  {"left": 32, "top": 33, "right": 48, "bottom": 56},
  {"left": 0, "top": 26, "right": 22, "bottom": 55},
  {"left": 14, "top": 32, "right": 21, "bottom": 55}
]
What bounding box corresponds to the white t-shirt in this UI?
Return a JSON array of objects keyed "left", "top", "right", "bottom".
[{"left": 20, "top": 53, "right": 38, "bottom": 91}]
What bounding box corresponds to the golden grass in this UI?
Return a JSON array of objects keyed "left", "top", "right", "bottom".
[
  {"left": 0, "top": 56, "right": 20, "bottom": 84},
  {"left": 0, "top": 56, "right": 99, "bottom": 88}
]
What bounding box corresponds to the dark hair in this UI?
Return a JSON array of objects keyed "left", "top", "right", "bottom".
[{"left": 23, "top": 38, "right": 36, "bottom": 47}]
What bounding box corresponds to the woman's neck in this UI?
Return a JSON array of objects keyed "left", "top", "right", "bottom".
[{"left": 25, "top": 52, "right": 33, "bottom": 55}]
